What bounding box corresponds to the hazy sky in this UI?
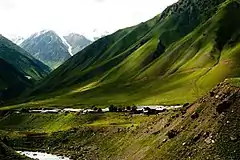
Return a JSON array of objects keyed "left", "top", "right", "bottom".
[{"left": 0, "top": 0, "right": 177, "bottom": 39}]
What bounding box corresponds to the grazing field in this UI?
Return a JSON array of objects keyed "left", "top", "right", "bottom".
[{"left": 1, "top": 80, "right": 240, "bottom": 159}]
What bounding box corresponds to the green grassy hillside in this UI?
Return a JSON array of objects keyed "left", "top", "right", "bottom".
[
  {"left": 0, "top": 35, "right": 51, "bottom": 80},
  {"left": 12, "top": 0, "right": 240, "bottom": 108}
]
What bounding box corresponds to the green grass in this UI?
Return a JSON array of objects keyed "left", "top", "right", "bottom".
[
  {"left": 3, "top": 0, "right": 240, "bottom": 109},
  {"left": 1, "top": 0, "right": 240, "bottom": 159},
  {"left": 3, "top": 83, "right": 240, "bottom": 159},
  {"left": 0, "top": 112, "right": 152, "bottom": 133},
  {"left": 226, "top": 77, "right": 240, "bottom": 87}
]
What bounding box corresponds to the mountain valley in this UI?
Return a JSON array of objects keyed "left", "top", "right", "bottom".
[{"left": 0, "top": 0, "right": 240, "bottom": 159}]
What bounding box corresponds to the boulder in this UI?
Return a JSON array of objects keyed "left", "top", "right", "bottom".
[
  {"left": 210, "top": 91, "right": 215, "bottom": 97},
  {"left": 216, "top": 101, "right": 231, "bottom": 114},
  {"left": 166, "top": 130, "right": 179, "bottom": 139},
  {"left": 191, "top": 112, "right": 199, "bottom": 119}
]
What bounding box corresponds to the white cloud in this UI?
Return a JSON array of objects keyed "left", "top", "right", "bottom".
[{"left": 0, "top": 0, "right": 177, "bottom": 39}]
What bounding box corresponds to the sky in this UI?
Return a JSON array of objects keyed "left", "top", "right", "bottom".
[{"left": 0, "top": 0, "right": 177, "bottom": 40}]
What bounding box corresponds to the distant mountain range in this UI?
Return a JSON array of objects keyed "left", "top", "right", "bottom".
[{"left": 19, "top": 30, "right": 92, "bottom": 69}]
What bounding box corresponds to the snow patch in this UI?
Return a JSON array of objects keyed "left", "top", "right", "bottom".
[
  {"left": 32, "top": 30, "right": 50, "bottom": 39},
  {"left": 25, "top": 76, "right": 32, "bottom": 80},
  {"left": 58, "top": 35, "right": 73, "bottom": 56},
  {"left": 29, "top": 30, "right": 73, "bottom": 56}
]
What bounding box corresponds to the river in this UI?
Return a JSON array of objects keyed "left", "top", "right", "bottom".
[{"left": 17, "top": 151, "right": 70, "bottom": 160}]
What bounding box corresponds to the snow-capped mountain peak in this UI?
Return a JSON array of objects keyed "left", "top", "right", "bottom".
[
  {"left": 30, "top": 30, "right": 55, "bottom": 39},
  {"left": 19, "top": 30, "right": 92, "bottom": 69},
  {"left": 20, "top": 30, "right": 72, "bottom": 69}
]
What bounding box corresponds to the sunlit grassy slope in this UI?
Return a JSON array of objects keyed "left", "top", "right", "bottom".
[
  {"left": 0, "top": 112, "right": 149, "bottom": 133},
  {"left": 13, "top": 0, "right": 240, "bottom": 108}
]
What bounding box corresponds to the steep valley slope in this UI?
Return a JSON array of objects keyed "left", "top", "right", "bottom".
[
  {"left": 1, "top": 0, "right": 240, "bottom": 159},
  {"left": 13, "top": 0, "right": 240, "bottom": 108},
  {"left": 0, "top": 35, "right": 51, "bottom": 81},
  {"left": 0, "top": 35, "right": 52, "bottom": 104},
  {"left": 0, "top": 58, "right": 33, "bottom": 101}
]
